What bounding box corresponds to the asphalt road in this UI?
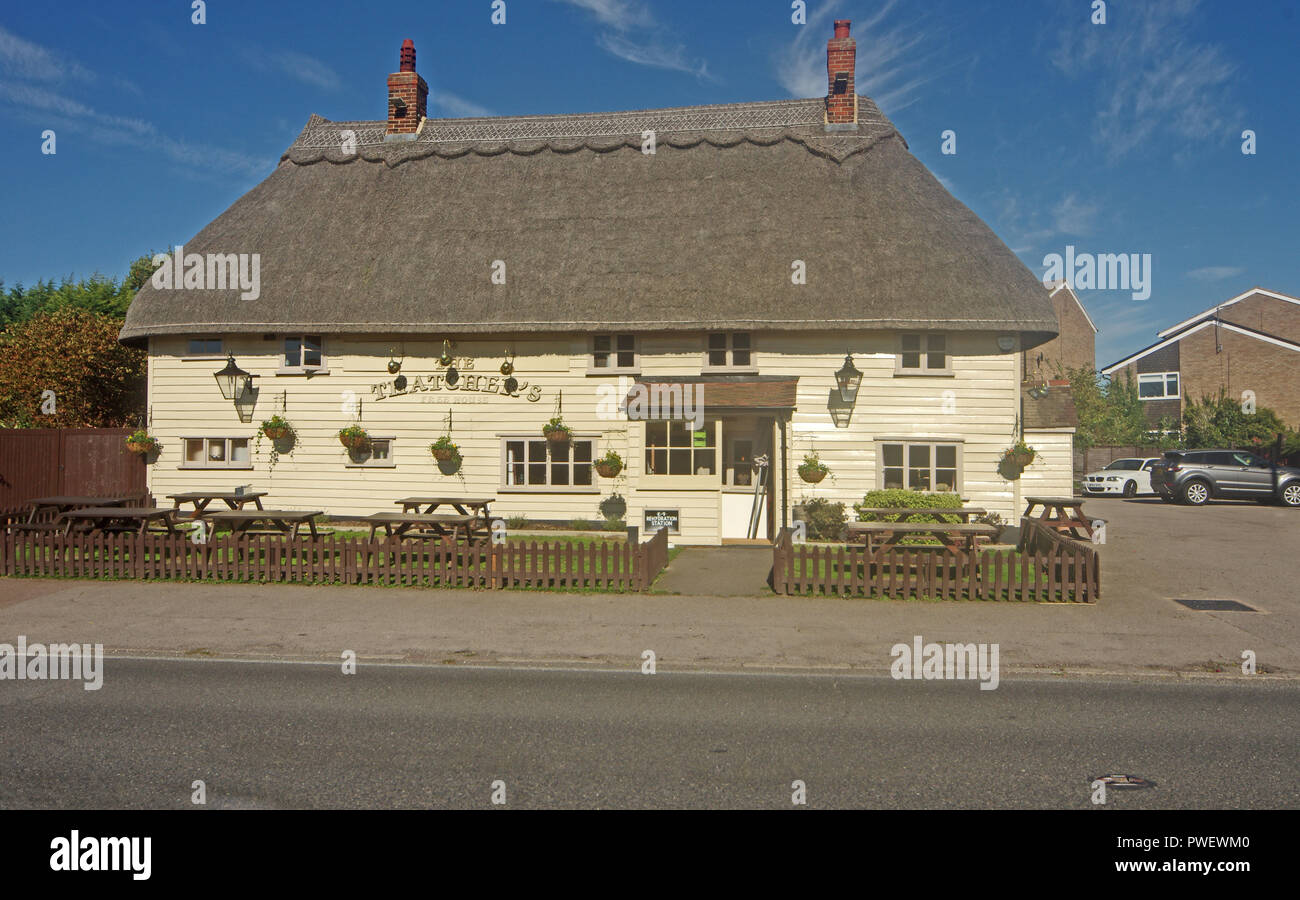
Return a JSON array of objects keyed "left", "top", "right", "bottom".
[{"left": 1, "top": 659, "right": 1295, "bottom": 809}]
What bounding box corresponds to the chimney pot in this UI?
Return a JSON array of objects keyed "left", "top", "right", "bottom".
[
  {"left": 387, "top": 39, "right": 428, "bottom": 137},
  {"left": 834, "top": 20, "right": 851, "bottom": 39},
  {"left": 399, "top": 38, "right": 416, "bottom": 73}
]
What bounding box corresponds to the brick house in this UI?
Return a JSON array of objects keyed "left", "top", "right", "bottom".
[
  {"left": 1101, "top": 288, "right": 1300, "bottom": 429},
  {"left": 1024, "top": 281, "right": 1097, "bottom": 380}
]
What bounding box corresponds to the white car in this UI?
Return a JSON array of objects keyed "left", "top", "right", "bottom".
[{"left": 1083, "top": 457, "right": 1161, "bottom": 497}]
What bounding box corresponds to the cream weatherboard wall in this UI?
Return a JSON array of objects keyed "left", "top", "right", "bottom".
[
  {"left": 1016, "top": 430, "right": 1076, "bottom": 500},
  {"left": 144, "top": 330, "right": 1038, "bottom": 544}
]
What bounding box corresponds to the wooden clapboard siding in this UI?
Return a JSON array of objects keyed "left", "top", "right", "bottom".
[
  {"left": 1018, "top": 431, "right": 1076, "bottom": 498},
  {"left": 144, "top": 329, "right": 1034, "bottom": 544}
]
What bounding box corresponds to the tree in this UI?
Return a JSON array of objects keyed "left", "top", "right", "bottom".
[
  {"left": 0, "top": 310, "right": 146, "bottom": 428},
  {"left": 1182, "top": 391, "right": 1288, "bottom": 449},
  {"left": 1063, "top": 367, "right": 1173, "bottom": 450},
  {"left": 0, "top": 253, "right": 161, "bottom": 328}
]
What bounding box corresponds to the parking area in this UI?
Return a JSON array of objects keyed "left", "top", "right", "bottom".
[{"left": 1087, "top": 494, "right": 1300, "bottom": 669}]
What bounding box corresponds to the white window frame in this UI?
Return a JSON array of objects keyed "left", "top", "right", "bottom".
[
  {"left": 588, "top": 333, "right": 640, "bottom": 375},
  {"left": 183, "top": 336, "right": 224, "bottom": 359},
  {"left": 499, "top": 435, "right": 600, "bottom": 493},
  {"left": 180, "top": 436, "right": 254, "bottom": 470},
  {"left": 1137, "top": 371, "right": 1180, "bottom": 400},
  {"left": 895, "top": 333, "right": 952, "bottom": 375},
  {"left": 876, "top": 440, "right": 962, "bottom": 493},
  {"left": 344, "top": 436, "right": 397, "bottom": 468},
  {"left": 277, "top": 334, "right": 329, "bottom": 375},
  {"left": 702, "top": 332, "right": 757, "bottom": 373}
]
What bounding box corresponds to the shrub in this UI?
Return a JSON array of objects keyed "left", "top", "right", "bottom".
[
  {"left": 602, "top": 518, "right": 627, "bottom": 532},
  {"left": 506, "top": 514, "right": 529, "bottom": 530},
  {"left": 569, "top": 518, "right": 600, "bottom": 531},
  {"left": 800, "top": 498, "right": 846, "bottom": 540},
  {"left": 854, "top": 490, "right": 963, "bottom": 524}
]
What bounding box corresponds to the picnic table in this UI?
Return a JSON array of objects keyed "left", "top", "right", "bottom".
[
  {"left": 168, "top": 491, "right": 268, "bottom": 516},
  {"left": 845, "top": 521, "right": 1000, "bottom": 560},
  {"left": 23, "top": 495, "right": 137, "bottom": 525},
  {"left": 199, "top": 509, "right": 324, "bottom": 539},
  {"left": 58, "top": 506, "right": 178, "bottom": 536},
  {"left": 394, "top": 497, "right": 494, "bottom": 539},
  {"left": 1022, "top": 496, "right": 1100, "bottom": 541},
  {"left": 364, "top": 512, "right": 477, "bottom": 542},
  {"left": 855, "top": 507, "right": 988, "bottom": 522}
]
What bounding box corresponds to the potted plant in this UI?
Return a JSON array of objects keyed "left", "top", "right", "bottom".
[
  {"left": 798, "top": 451, "right": 829, "bottom": 484},
  {"left": 125, "top": 429, "right": 159, "bottom": 455},
  {"left": 1003, "top": 440, "right": 1037, "bottom": 468},
  {"left": 337, "top": 425, "right": 370, "bottom": 451},
  {"left": 542, "top": 416, "right": 571, "bottom": 444},
  {"left": 430, "top": 435, "right": 461, "bottom": 463},
  {"left": 260, "top": 414, "right": 293, "bottom": 441},
  {"left": 594, "top": 450, "right": 624, "bottom": 478}
]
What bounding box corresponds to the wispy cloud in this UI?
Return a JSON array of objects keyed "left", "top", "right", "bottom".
[
  {"left": 1051, "top": 0, "right": 1239, "bottom": 159},
  {"left": 0, "top": 81, "right": 265, "bottom": 178},
  {"left": 1187, "top": 265, "right": 1245, "bottom": 282},
  {"left": 597, "top": 32, "right": 710, "bottom": 79},
  {"left": 997, "top": 190, "right": 1104, "bottom": 251},
  {"left": 433, "top": 90, "right": 495, "bottom": 118},
  {"left": 551, "top": 0, "right": 655, "bottom": 30},
  {"left": 239, "top": 46, "right": 342, "bottom": 91},
  {"left": 0, "top": 25, "right": 95, "bottom": 82},
  {"left": 552, "top": 0, "right": 709, "bottom": 79},
  {"left": 775, "top": 0, "right": 942, "bottom": 113}
]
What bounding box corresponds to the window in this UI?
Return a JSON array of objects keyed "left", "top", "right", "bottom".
[
  {"left": 502, "top": 437, "right": 596, "bottom": 491},
  {"left": 345, "top": 438, "right": 396, "bottom": 468},
  {"left": 181, "top": 437, "right": 252, "bottom": 469},
  {"left": 645, "top": 420, "right": 717, "bottom": 476},
  {"left": 878, "top": 441, "right": 960, "bottom": 492},
  {"left": 703, "top": 332, "right": 754, "bottom": 370},
  {"left": 896, "top": 333, "right": 950, "bottom": 374},
  {"left": 186, "top": 337, "right": 223, "bottom": 357},
  {"left": 1138, "top": 372, "right": 1179, "bottom": 399},
  {"left": 280, "top": 334, "right": 325, "bottom": 373},
  {"left": 590, "top": 334, "right": 639, "bottom": 373}
]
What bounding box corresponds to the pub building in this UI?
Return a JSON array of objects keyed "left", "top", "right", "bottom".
[{"left": 121, "top": 21, "right": 1075, "bottom": 546}]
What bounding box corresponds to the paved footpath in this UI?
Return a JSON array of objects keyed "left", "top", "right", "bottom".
[{"left": 1, "top": 499, "right": 1295, "bottom": 678}]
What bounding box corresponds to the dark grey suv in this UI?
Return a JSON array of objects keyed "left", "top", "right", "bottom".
[{"left": 1150, "top": 450, "right": 1300, "bottom": 507}]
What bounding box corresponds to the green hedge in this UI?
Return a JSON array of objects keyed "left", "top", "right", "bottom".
[{"left": 853, "top": 490, "right": 964, "bottom": 524}]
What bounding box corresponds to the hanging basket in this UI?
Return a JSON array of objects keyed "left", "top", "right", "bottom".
[
  {"left": 595, "top": 461, "right": 623, "bottom": 478},
  {"left": 432, "top": 446, "right": 457, "bottom": 462},
  {"left": 339, "top": 433, "right": 369, "bottom": 451},
  {"left": 262, "top": 425, "right": 291, "bottom": 441},
  {"left": 545, "top": 427, "right": 571, "bottom": 444},
  {"left": 1009, "top": 449, "right": 1035, "bottom": 467},
  {"left": 126, "top": 439, "right": 157, "bottom": 456},
  {"left": 798, "top": 466, "right": 828, "bottom": 484}
]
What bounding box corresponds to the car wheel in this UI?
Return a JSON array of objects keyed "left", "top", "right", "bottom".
[
  {"left": 1181, "top": 480, "right": 1211, "bottom": 506},
  {"left": 1282, "top": 483, "right": 1300, "bottom": 508},
  {"left": 1123, "top": 480, "right": 1137, "bottom": 498}
]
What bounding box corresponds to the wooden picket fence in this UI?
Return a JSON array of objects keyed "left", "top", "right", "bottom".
[
  {"left": 0, "top": 522, "right": 671, "bottom": 592},
  {"left": 772, "top": 517, "right": 1099, "bottom": 602}
]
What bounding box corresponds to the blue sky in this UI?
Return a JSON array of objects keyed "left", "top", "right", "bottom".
[{"left": 0, "top": 0, "right": 1296, "bottom": 366}]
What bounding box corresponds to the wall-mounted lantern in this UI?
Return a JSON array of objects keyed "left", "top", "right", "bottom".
[
  {"left": 387, "top": 346, "right": 404, "bottom": 374},
  {"left": 213, "top": 355, "right": 255, "bottom": 402},
  {"left": 834, "top": 352, "right": 863, "bottom": 404}
]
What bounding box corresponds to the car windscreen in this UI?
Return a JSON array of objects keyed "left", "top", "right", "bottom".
[{"left": 1104, "top": 460, "right": 1142, "bottom": 470}]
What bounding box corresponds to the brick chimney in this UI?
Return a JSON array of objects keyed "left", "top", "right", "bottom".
[
  {"left": 826, "top": 19, "right": 857, "bottom": 127},
  {"left": 386, "top": 39, "right": 428, "bottom": 138}
]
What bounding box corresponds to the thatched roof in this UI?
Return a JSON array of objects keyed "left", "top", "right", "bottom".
[{"left": 121, "top": 95, "right": 1058, "bottom": 345}]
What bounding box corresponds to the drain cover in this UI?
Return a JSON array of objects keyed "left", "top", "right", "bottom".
[
  {"left": 1173, "top": 598, "right": 1257, "bottom": 612},
  {"left": 1092, "top": 774, "right": 1156, "bottom": 790}
]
